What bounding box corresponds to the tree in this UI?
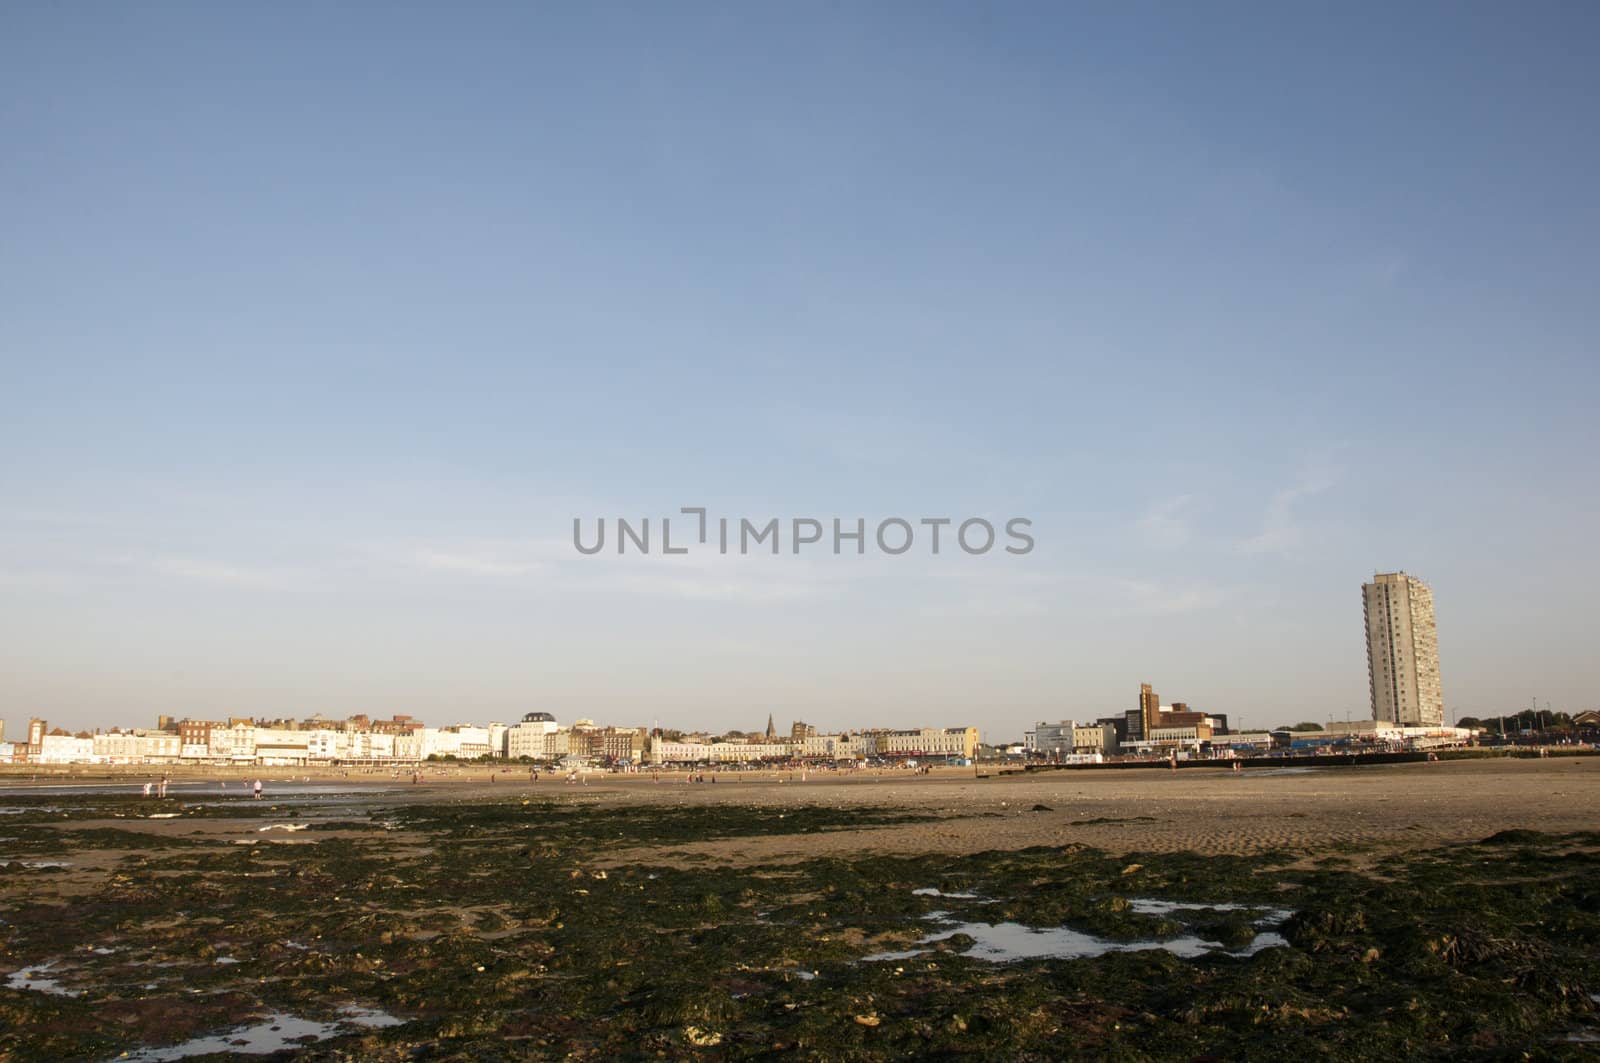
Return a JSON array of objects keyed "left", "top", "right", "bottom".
[
  {"left": 1456, "top": 716, "right": 1482, "bottom": 729},
  {"left": 1277, "top": 722, "right": 1324, "bottom": 732}
]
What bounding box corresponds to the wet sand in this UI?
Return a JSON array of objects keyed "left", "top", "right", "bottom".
[
  {"left": 8, "top": 757, "right": 1594, "bottom": 865},
  {"left": 576, "top": 757, "right": 1600, "bottom": 864}
]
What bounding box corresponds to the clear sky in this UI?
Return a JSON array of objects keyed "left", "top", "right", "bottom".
[{"left": 3, "top": 3, "right": 1596, "bottom": 740}]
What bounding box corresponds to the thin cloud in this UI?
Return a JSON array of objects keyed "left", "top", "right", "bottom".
[
  {"left": 594, "top": 566, "right": 835, "bottom": 604},
  {"left": 926, "top": 565, "right": 1230, "bottom": 619},
  {"left": 372, "top": 535, "right": 850, "bottom": 603},
  {"left": 1116, "top": 577, "right": 1231, "bottom": 616},
  {"left": 576, "top": 548, "right": 852, "bottom": 603},
  {"left": 408, "top": 549, "right": 548, "bottom": 578},
  {"left": 149, "top": 558, "right": 315, "bottom": 592},
  {"left": 1239, "top": 460, "right": 1340, "bottom": 557},
  {"left": 1135, "top": 494, "right": 1197, "bottom": 550},
  {"left": 361, "top": 537, "right": 568, "bottom": 582}
]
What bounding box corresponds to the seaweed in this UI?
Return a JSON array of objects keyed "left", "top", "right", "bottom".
[{"left": 1, "top": 797, "right": 1595, "bottom": 1059}]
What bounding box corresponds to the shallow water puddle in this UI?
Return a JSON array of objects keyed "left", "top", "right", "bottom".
[
  {"left": 1127, "top": 898, "right": 1296, "bottom": 924},
  {"left": 3, "top": 860, "right": 74, "bottom": 869},
  {"left": 6, "top": 962, "right": 79, "bottom": 997},
  {"left": 866, "top": 919, "right": 1288, "bottom": 963},
  {"left": 865, "top": 894, "right": 1293, "bottom": 964},
  {"left": 113, "top": 1006, "right": 403, "bottom": 1061}
]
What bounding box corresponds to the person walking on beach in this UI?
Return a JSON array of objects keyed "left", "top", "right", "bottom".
[
  {"left": 142, "top": 782, "right": 152, "bottom": 797},
  {"left": 253, "top": 779, "right": 263, "bottom": 800}
]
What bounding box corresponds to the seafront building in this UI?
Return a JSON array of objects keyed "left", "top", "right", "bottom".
[
  {"left": 1139, "top": 683, "right": 1160, "bottom": 741},
  {"left": 503, "top": 712, "right": 562, "bottom": 758},
  {"left": 877, "top": 727, "right": 980, "bottom": 759},
  {"left": 1023, "top": 721, "right": 1075, "bottom": 756},
  {"left": 1107, "top": 686, "right": 1229, "bottom": 752},
  {"left": 1072, "top": 723, "right": 1119, "bottom": 755},
  {"left": 1274, "top": 720, "right": 1471, "bottom": 751},
  {"left": 0, "top": 714, "right": 980, "bottom": 769},
  {"left": 1363, "top": 571, "right": 1445, "bottom": 727}
]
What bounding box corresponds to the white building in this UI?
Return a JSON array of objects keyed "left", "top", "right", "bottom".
[
  {"left": 392, "top": 729, "right": 423, "bottom": 762},
  {"left": 878, "top": 727, "right": 980, "bottom": 759},
  {"left": 451, "top": 726, "right": 492, "bottom": 759},
  {"left": 707, "top": 741, "right": 792, "bottom": 763},
  {"left": 1208, "top": 732, "right": 1272, "bottom": 752},
  {"left": 252, "top": 728, "right": 311, "bottom": 765},
  {"left": 213, "top": 723, "right": 257, "bottom": 763},
  {"left": 420, "top": 725, "right": 492, "bottom": 760},
  {"left": 1363, "top": 571, "right": 1444, "bottom": 727},
  {"left": 1025, "top": 721, "right": 1076, "bottom": 756},
  {"left": 350, "top": 731, "right": 396, "bottom": 762},
  {"left": 142, "top": 730, "right": 182, "bottom": 761},
  {"left": 421, "top": 728, "right": 458, "bottom": 759},
  {"left": 39, "top": 732, "right": 95, "bottom": 764},
  {"left": 305, "top": 729, "right": 350, "bottom": 762},
  {"left": 1072, "top": 723, "right": 1118, "bottom": 755},
  {"left": 836, "top": 732, "right": 878, "bottom": 758},
  {"left": 796, "top": 734, "right": 836, "bottom": 759},
  {"left": 94, "top": 730, "right": 146, "bottom": 763},
  {"left": 507, "top": 713, "right": 559, "bottom": 759},
  {"left": 1148, "top": 725, "right": 1203, "bottom": 748},
  {"left": 647, "top": 738, "right": 708, "bottom": 764},
  {"left": 794, "top": 733, "right": 873, "bottom": 761}
]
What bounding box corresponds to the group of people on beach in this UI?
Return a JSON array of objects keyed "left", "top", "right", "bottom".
[{"left": 141, "top": 777, "right": 263, "bottom": 799}]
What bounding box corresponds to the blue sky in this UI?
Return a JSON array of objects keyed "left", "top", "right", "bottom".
[{"left": 2, "top": 3, "right": 1596, "bottom": 738}]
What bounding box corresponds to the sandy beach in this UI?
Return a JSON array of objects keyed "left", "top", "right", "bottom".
[
  {"left": 578, "top": 756, "right": 1600, "bottom": 864},
  {"left": 6, "top": 756, "right": 1593, "bottom": 865}
]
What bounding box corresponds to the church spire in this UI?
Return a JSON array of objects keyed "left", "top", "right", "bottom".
[{"left": 765, "top": 713, "right": 776, "bottom": 740}]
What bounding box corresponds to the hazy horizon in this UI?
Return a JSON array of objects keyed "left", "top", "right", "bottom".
[{"left": 4, "top": 4, "right": 1596, "bottom": 740}]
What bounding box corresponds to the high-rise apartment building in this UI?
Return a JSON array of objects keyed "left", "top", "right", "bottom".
[{"left": 1363, "top": 572, "right": 1444, "bottom": 726}]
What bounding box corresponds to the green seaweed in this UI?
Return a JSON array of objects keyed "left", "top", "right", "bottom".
[{"left": 1, "top": 795, "right": 1596, "bottom": 1060}]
